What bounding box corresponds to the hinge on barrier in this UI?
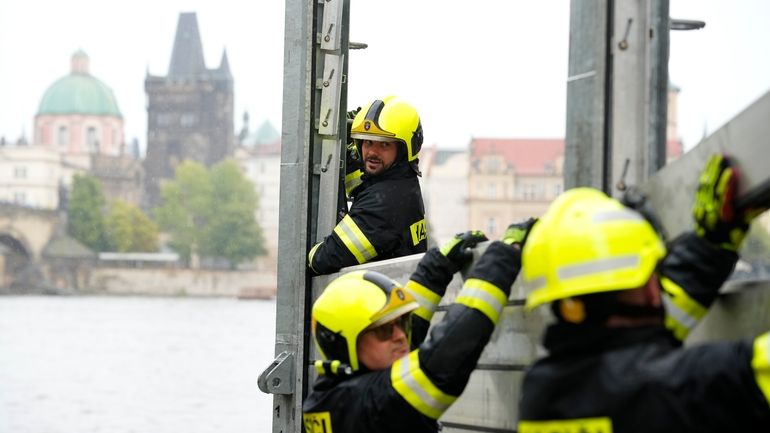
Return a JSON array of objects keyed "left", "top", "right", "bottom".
[{"left": 257, "top": 351, "right": 295, "bottom": 395}]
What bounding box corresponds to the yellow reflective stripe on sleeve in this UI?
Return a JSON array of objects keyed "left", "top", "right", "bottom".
[
  {"left": 308, "top": 243, "right": 322, "bottom": 272},
  {"left": 330, "top": 360, "right": 341, "bottom": 374},
  {"left": 391, "top": 350, "right": 457, "bottom": 419},
  {"left": 455, "top": 278, "right": 507, "bottom": 324},
  {"left": 660, "top": 277, "right": 708, "bottom": 341},
  {"left": 519, "top": 417, "right": 613, "bottom": 433},
  {"left": 405, "top": 280, "right": 441, "bottom": 321},
  {"left": 314, "top": 360, "right": 325, "bottom": 375},
  {"left": 303, "top": 411, "right": 334, "bottom": 433},
  {"left": 751, "top": 332, "right": 770, "bottom": 407},
  {"left": 344, "top": 169, "right": 363, "bottom": 196},
  {"left": 332, "top": 214, "right": 377, "bottom": 264}
]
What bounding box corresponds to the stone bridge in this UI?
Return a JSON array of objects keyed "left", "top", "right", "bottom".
[{"left": 0, "top": 204, "right": 62, "bottom": 288}]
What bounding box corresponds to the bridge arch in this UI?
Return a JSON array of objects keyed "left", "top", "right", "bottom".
[{"left": 0, "top": 231, "right": 32, "bottom": 288}]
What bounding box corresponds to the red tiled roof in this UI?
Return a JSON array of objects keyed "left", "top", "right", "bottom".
[{"left": 470, "top": 138, "right": 564, "bottom": 175}]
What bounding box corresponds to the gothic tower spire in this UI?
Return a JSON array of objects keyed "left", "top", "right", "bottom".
[{"left": 168, "top": 12, "right": 206, "bottom": 77}]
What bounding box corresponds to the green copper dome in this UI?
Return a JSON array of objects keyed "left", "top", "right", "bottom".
[{"left": 37, "top": 51, "right": 122, "bottom": 117}]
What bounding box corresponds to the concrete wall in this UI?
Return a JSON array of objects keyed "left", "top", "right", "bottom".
[{"left": 87, "top": 267, "right": 277, "bottom": 298}]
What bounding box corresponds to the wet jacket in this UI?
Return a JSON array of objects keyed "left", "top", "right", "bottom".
[
  {"left": 308, "top": 162, "right": 427, "bottom": 275},
  {"left": 303, "top": 242, "right": 521, "bottom": 433},
  {"left": 518, "top": 233, "right": 770, "bottom": 433}
]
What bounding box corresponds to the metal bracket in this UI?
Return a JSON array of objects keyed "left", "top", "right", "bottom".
[
  {"left": 320, "top": 0, "right": 343, "bottom": 51},
  {"left": 257, "top": 351, "right": 295, "bottom": 395},
  {"left": 318, "top": 53, "right": 345, "bottom": 135}
]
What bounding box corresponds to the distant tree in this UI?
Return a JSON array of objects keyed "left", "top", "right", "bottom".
[
  {"left": 105, "top": 200, "right": 160, "bottom": 252},
  {"left": 201, "top": 160, "right": 266, "bottom": 268},
  {"left": 154, "top": 161, "right": 212, "bottom": 264},
  {"left": 67, "top": 174, "right": 108, "bottom": 251},
  {"left": 154, "top": 160, "right": 265, "bottom": 267}
]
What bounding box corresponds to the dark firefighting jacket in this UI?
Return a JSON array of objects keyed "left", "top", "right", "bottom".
[
  {"left": 303, "top": 242, "right": 521, "bottom": 433},
  {"left": 518, "top": 233, "right": 770, "bottom": 433},
  {"left": 308, "top": 162, "right": 427, "bottom": 275}
]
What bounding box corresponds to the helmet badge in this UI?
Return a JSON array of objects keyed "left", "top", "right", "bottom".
[
  {"left": 364, "top": 121, "right": 371, "bottom": 131},
  {"left": 396, "top": 289, "right": 405, "bottom": 300}
]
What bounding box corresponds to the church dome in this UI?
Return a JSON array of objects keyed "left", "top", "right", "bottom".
[{"left": 37, "top": 50, "right": 122, "bottom": 117}]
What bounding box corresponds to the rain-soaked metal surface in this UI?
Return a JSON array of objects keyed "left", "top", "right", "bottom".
[{"left": 641, "top": 89, "right": 770, "bottom": 238}]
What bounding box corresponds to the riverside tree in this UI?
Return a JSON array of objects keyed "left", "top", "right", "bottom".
[
  {"left": 67, "top": 173, "right": 108, "bottom": 251},
  {"left": 105, "top": 200, "right": 160, "bottom": 252},
  {"left": 155, "top": 159, "right": 266, "bottom": 268}
]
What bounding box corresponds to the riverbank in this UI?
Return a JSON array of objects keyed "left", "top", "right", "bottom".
[{"left": 0, "top": 268, "right": 277, "bottom": 299}]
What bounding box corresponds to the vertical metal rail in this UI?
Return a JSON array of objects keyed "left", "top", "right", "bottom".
[
  {"left": 565, "top": 0, "right": 670, "bottom": 194},
  {"left": 258, "top": 2, "right": 315, "bottom": 432},
  {"left": 610, "top": 0, "right": 669, "bottom": 194},
  {"left": 259, "top": 1, "right": 350, "bottom": 432},
  {"left": 564, "top": 0, "right": 610, "bottom": 191}
]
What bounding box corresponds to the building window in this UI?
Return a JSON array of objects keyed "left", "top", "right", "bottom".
[
  {"left": 86, "top": 127, "right": 99, "bottom": 153},
  {"left": 157, "top": 113, "right": 174, "bottom": 126},
  {"left": 488, "top": 182, "right": 496, "bottom": 199},
  {"left": 554, "top": 183, "right": 562, "bottom": 196},
  {"left": 180, "top": 113, "right": 197, "bottom": 127},
  {"left": 13, "top": 166, "right": 26, "bottom": 179},
  {"left": 13, "top": 192, "right": 26, "bottom": 205},
  {"left": 58, "top": 126, "right": 68, "bottom": 146},
  {"left": 486, "top": 158, "right": 499, "bottom": 173},
  {"left": 487, "top": 217, "right": 497, "bottom": 236}
]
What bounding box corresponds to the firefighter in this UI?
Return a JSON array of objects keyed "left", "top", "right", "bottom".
[
  {"left": 303, "top": 221, "right": 536, "bottom": 433},
  {"left": 308, "top": 96, "right": 427, "bottom": 275},
  {"left": 517, "top": 154, "right": 770, "bottom": 432}
]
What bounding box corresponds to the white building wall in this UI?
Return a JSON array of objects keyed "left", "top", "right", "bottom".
[
  {"left": 235, "top": 146, "right": 281, "bottom": 274},
  {"left": 421, "top": 151, "right": 469, "bottom": 246},
  {"left": 0, "top": 146, "right": 65, "bottom": 209}
]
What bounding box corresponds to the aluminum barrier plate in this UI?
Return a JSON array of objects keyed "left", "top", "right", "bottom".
[
  {"left": 641, "top": 89, "right": 770, "bottom": 238},
  {"left": 441, "top": 370, "right": 524, "bottom": 432},
  {"left": 687, "top": 280, "right": 770, "bottom": 345}
]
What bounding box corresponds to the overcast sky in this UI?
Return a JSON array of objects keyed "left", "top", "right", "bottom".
[{"left": 1, "top": 1, "right": 768, "bottom": 154}]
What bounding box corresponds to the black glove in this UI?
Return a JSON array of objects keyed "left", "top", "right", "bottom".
[
  {"left": 693, "top": 154, "right": 758, "bottom": 251},
  {"left": 439, "top": 230, "right": 488, "bottom": 273},
  {"left": 501, "top": 218, "right": 538, "bottom": 247},
  {"left": 345, "top": 106, "right": 361, "bottom": 146}
]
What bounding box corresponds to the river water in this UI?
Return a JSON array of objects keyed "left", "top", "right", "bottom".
[{"left": 0, "top": 296, "right": 277, "bottom": 433}]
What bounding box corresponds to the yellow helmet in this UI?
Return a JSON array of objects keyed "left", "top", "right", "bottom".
[
  {"left": 350, "top": 96, "right": 424, "bottom": 166},
  {"left": 523, "top": 188, "right": 666, "bottom": 310},
  {"left": 311, "top": 270, "right": 419, "bottom": 371}
]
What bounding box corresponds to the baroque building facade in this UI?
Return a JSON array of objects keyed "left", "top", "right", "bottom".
[{"left": 0, "top": 50, "right": 143, "bottom": 209}]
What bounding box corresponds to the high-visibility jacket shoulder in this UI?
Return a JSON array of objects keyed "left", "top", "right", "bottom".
[
  {"left": 304, "top": 242, "right": 521, "bottom": 433},
  {"left": 518, "top": 233, "right": 770, "bottom": 432},
  {"left": 518, "top": 327, "right": 770, "bottom": 433},
  {"left": 308, "top": 162, "right": 427, "bottom": 275}
]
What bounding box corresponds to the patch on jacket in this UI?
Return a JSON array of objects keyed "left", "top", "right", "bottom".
[
  {"left": 410, "top": 219, "right": 427, "bottom": 246},
  {"left": 304, "top": 411, "right": 333, "bottom": 433}
]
